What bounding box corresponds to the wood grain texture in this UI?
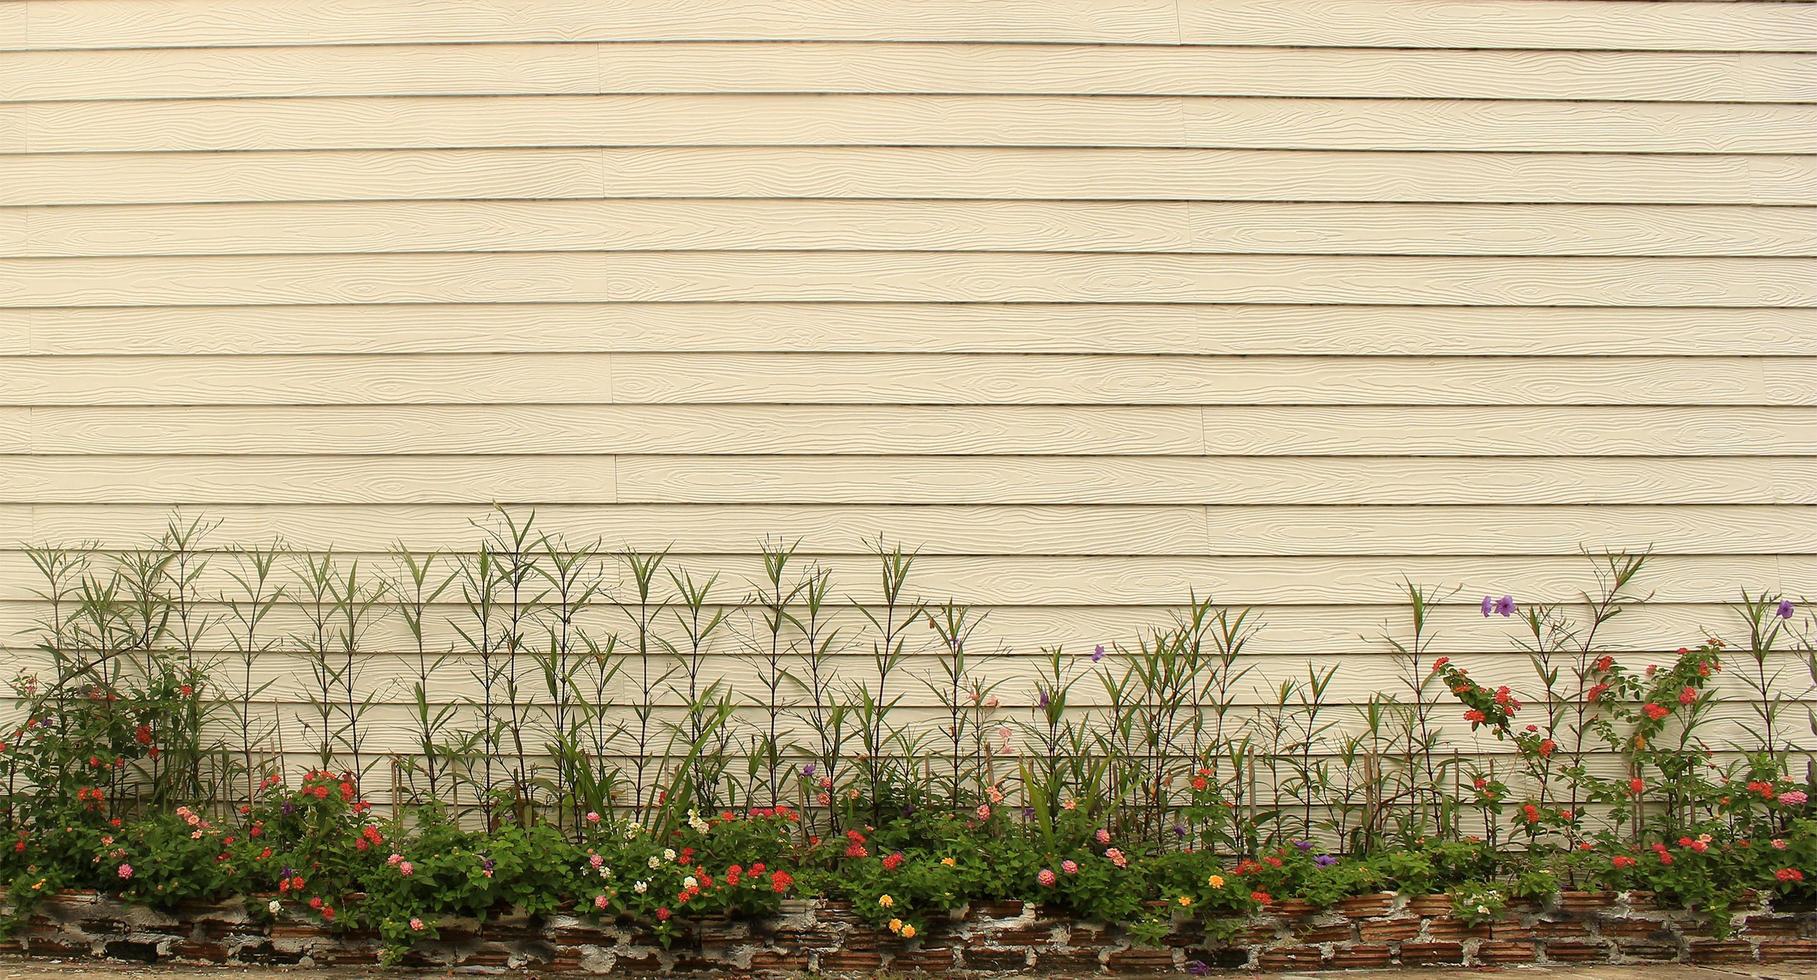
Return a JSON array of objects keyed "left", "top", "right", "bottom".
[
  {"left": 2, "top": 353, "right": 1807, "bottom": 407},
  {"left": 15, "top": 94, "right": 1815, "bottom": 154},
  {"left": 6, "top": 0, "right": 1814, "bottom": 759},
  {"left": 22, "top": 405, "right": 1813, "bottom": 457},
  {"left": 5, "top": 455, "right": 1814, "bottom": 505},
  {"left": 11, "top": 200, "right": 1813, "bottom": 258},
  {"left": 14, "top": 0, "right": 1812, "bottom": 51},
  {"left": 4, "top": 253, "right": 1811, "bottom": 308},
  {"left": 9, "top": 43, "right": 1813, "bottom": 104},
  {"left": 0, "top": 501, "right": 1806, "bottom": 556},
  {"left": 10, "top": 305, "right": 1814, "bottom": 356},
  {"left": 0, "top": 550, "right": 1795, "bottom": 604},
  {"left": 10, "top": 148, "right": 1812, "bottom": 207}
]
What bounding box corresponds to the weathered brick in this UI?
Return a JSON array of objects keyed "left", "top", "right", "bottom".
[
  {"left": 818, "top": 948, "right": 885, "bottom": 970},
  {"left": 1108, "top": 946, "right": 1177, "bottom": 973},
  {"left": 1358, "top": 917, "right": 1421, "bottom": 942},
  {"left": 1597, "top": 917, "right": 1671, "bottom": 939},
  {"left": 1476, "top": 939, "right": 1538, "bottom": 965},
  {"left": 967, "top": 900, "right": 1027, "bottom": 920},
  {"left": 1406, "top": 894, "right": 1452, "bottom": 917},
  {"left": 1555, "top": 891, "right": 1618, "bottom": 914},
  {"left": 747, "top": 949, "right": 811, "bottom": 973},
  {"left": 1612, "top": 941, "right": 1679, "bottom": 961},
  {"left": 1759, "top": 939, "right": 1817, "bottom": 962},
  {"left": 1035, "top": 947, "right": 1104, "bottom": 971},
  {"left": 1398, "top": 941, "right": 1465, "bottom": 965},
  {"left": 1687, "top": 938, "right": 1755, "bottom": 964},
  {"left": 1299, "top": 921, "right": 1354, "bottom": 944},
  {"left": 1422, "top": 917, "right": 1490, "bottom": 942},
  {"left": 1329, "top": 943, "right": 1392, "bottom": 969},
  {"left": 1544, "top": 939, "right": 1612, "bottom": 963},
  {"left": 984, "top": 920, "right": 1066, "bottom": 946},
  {"left": 962, "top": 947, "right": 1031, "bottom": 970},
  {"left": 1334, "top": 893, "right": 1396, "bottom": 919},
  {"left": 1529, "top": 918, "right": 1594, "bottom": 939},
  {"left": 1257, "top": 944, "right": 1325, "bottom": 970},
  {"left": 1739, "top": 914, "right": 1801, "bottom": 936}
]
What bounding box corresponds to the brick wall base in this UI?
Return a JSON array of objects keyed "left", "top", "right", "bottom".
[{"left": 5, "top": 890, "right": 1816, "bottom": 973}]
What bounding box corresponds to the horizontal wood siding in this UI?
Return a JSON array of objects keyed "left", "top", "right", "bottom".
[{"left": 2, "top": 0, "right": 1813, "bottom": 777}]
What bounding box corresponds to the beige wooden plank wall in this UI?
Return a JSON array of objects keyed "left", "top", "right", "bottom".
[{"left": 3, "top": 0, "right": 1816, "bottom": 771}]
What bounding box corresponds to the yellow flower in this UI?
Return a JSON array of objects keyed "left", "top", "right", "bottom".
[
  {"left": 1635, "top": 734, "right": 1648, "bottom": 749},
  {"left": 941, "top": 857, "right": 956, "bottom": 867},
  {"left": 1207, "top": 874, "right": 1225, "bottom": 889},
  {"left": 902, "top": 924, "right": 917, "bottom": 939},
  {"left": 1178, "top": 896, "right": 1193, "bottom": 907},
  {"left": 879, "top": 894, "right": 894, "bottom": 908},
  {"left": 888, "top": 918, "right": 902, "bottom": 933}
]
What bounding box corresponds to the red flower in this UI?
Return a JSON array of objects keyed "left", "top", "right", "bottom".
[
  {"left": 656, "top": 907, "right": 672, "bottom": 922},
  {"left": 1612, "top": 856, "right": 1636, "bottom": 869},
  {"left": 1594, "top": 655, "right": 1614, "bottom": 672},
  {"left": 321, "top": 906, "right": 335, "bottom": 921},
  {"left": 1629, "top": 778, "right": 1645, "bottom": 795},
  {"left": 134, "top": 725, "right": 152, "bottom": 745},
  {"left": 1776, "top": 868, "right": 1805, "bottom": 882},
  {"left": 1463, "top": 709, "right": 1486, "bottom": 724},
  {"left": 1678, "top": 686, "right": 1697, "bottom": 706},
  {"left": 1522, "top": 804, "right": 1540, "bottom": 825},
  {"left": 1250, "top": 890, "right": 1272, "bottom": 904},
  {"left": 1642, "top": 703, "right": 1669, "bottom": 721},
  {"left": 882, "top": 852, "right": 905, "bottom": 872},
  {"left": 770, "top": 870, "right": 794, "bottom": 894},
  {"left": 1537, "top": 739, "right": 1556, "bottom": 759}
]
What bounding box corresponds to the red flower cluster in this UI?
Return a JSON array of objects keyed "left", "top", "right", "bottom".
[
  {"left": 843, "top": 828, "right": 869, "bottom": 859},
  {"left": 1776, "top": 868, "right": 1805, "bottom": 882}
]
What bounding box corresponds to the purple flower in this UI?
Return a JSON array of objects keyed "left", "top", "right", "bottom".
[
  {"left": 1188, "top": 960, "right": 1211, "bottom": 976},
  {"left": 801, "top": 763, "right": 816, "bottom": 778},
  {"left": 1481, "top": 595, "right": 1494, "bottom": 617},
  {"left": 1091, "top": 644, "right": 1105, "bottom": 663},
  {"left": 1315, "top": 854, "right": 1339, "bottom": 867},
  {"left": 1038, "top": 690, "right": 1051, "bottom": 708},
  {"left": 1293, "top": 839, "right": 1313, "bottom": 852},
  {"left": 1777, "top": 599, "right": 1796, "bottom": 619},
  {"left": 1484, "top": 594, "right": 1516, "bottom": 617},
  {"left": 1172, "top": 824, "right": 1187, "bottom": 838},
  {"left": 1022, "top": 806, "right": 1036, "bottom": 821}
]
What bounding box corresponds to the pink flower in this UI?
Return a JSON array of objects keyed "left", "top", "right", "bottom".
[
  {"left": 1781, "top": 791, "right": 1809, "bottom": 807},
  {"left": 1095, "top": 828, "right": 1111, "bottom": 845},
  {"left": 409, "top": 918, "right": 425, "bottom": 931},
  {"left": 585, "top": 811, "right": 601, "bottom": 824},
  {"left": 1105, "top": 847, "right": 1128, "bottom": 868},
  {"left": 1061, "top": 860, "right": 1079, "bottom": 875},
  {"left": 593, "top": 895, "right": 609, "bottom": 910},
  {"left": 117, "top": 863, "right": 133, "bottom": 879},
  {"left": 1037, "top": 868, "right": 1057, "bottom": 887},
  {"left": 975, "top": 804, "right": 992, "bottom": 820},
  {"left": 398, "top": 861, "right": 414, "bottom": 876},
  {"left": 387, "top": 853, "right": 403, "bottom": 866}
]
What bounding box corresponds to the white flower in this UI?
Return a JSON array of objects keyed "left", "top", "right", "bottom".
[
  {"left": 268, "top": 900, "right": 281, "bottom": 914},
  {"left": 662, "top": 848, "right": 676, "bottom": 862},
  {"left": 683, "top": 876, "right": 698, "bottom": 889},
  {"left": 1476, "top": 905, "right": 1490, "bottom": 915},
  {"left": 648, "top": 857, "right": 661, "bottom": 869},
  {"left": 634, "top": 881, "right": 648, "bottom": 894}
]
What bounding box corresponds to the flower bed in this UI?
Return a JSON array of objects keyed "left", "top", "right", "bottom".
[{"left": 9, "top": 888, "right": 1817, "bottom": 973}]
